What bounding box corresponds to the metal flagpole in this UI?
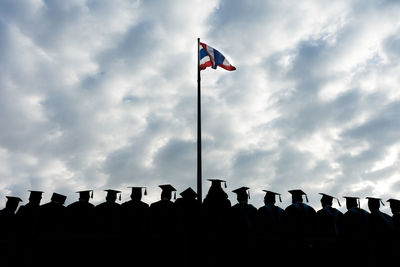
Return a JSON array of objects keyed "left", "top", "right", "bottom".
[{"left": 197, "top": 37, "right": 202, "bottom": 204}]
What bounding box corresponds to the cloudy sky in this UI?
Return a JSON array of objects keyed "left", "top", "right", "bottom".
[{"left": 1, "top": 0, "right": 400, "bottom": 213}]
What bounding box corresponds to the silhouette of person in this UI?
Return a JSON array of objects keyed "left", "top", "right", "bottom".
[
  {"left": 148, "top": 184, "right": 178, "bottom": 234},
  {"left": 174, "top": 187, "right": 202, "bottom": 235},
  {"left": 229, "top": 187, "right": 257, "bottom": 234},
  {"left": 339, "top": 196, "right": 369, "bottom": 238},
  {"left": 283, "top": 189, "right": 317, "bottom": 238},
  {"left": 316, "top": 193, "right": 343, "bottom": 237},
  {"left": 120, "top": 187, "right": 149, "bottom": 234},
  {"left": 255, "top": 190, "right": 284, "bottom": 236},
  {"left": 0, "top": 196, "right": 23, "bottom": 237},
  {"left": 66, "top": 190, "right": 95, "bottom": 236},
  {"left": 283, "top": 189, "right": 317, "bottom": 264},
  {"left": 16, "top": 190, "right": 43, "bottom": 237},
  {"left": 366, "top": 197, "right": 393, "bottom": 239},
  {"left": 387, "top": 198, "right": 400, "bottom": 238},
  {"left": 94, "top": 189, "right": 122, "bottom": 236},
  {"left": 366, "top": 197, "right": 393, "bottom": 264},
  {"left": 202, "top": 179, "right": 231, "bottom": 234},
  {"left": 37, "top": 192, "right": 67, "bottom": 236}
]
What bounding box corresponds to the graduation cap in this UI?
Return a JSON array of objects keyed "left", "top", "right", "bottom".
[
  {"left": 232, "top": 187, "right": 250, "bottom": 199},
  {"left": 207, "top": 179, "right": 227, "bottom": 188},
  {"left": 51, "top": 193, "right": 67, "bottom": 205},
  {"left": 28, "top": 190, "right": 43, "bottom": 200},
  {"left": 288, "top": 189, "right": 308, "bottom": 202},
  {"left": 105, "top": 189, "right": 121, "bottom": 201},
  {"left": 387, "top": 198, "right": 400, "bottom": 205},
  {"left": 343, "top": 196, "right": 360, "bottom": 208},
  {"left": 180, "top": 187, "right": 197, "bottom": 199},
  {"left": 262, "top": 190, "right": 282, "bottom": 202},
  {"left": 319, "top": 193, "right": 341, "bottom": 207},
  {"left": 6, "top": 196, "right": 23, "bottom": 205},
  {"left": 366, "top": 197, "right": 384, "bottom": 206},
  {"left": 387, "top": 198, "right": 400, "bottom": 210},
  {"left": 128, "top": 187, "right": 147, "bottom": 196},
  {"left": 76, "top": 190, "right": 93, "bottom": 199},
  {"left": 159, "top": 184, "right": 177, "bottom": 199}
]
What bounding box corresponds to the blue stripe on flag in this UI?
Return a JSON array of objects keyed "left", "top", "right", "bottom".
[{"left": 199, "top": 48, "right": 208, "bottom": 60}]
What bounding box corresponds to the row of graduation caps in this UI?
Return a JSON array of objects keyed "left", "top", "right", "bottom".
[{"left": 3, "top": 178, "right": 400, "bottom": 208}]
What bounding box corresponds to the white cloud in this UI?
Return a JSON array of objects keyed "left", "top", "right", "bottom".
[{"left": 0, "top": 0, "right": 400, "bottom": 213}]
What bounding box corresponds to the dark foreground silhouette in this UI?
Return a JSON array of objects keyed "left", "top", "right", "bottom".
[{"left": 1, "top": 184, "right": 399, "bottom": 266}]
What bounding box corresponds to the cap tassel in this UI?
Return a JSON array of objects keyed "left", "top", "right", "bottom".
[
  {"left": 119, "top": 193, "right": 121, "bottom": 201},
  {"left": 174, "top": 192, "right": 176, "bottom": 200},
  {"left": 248, "top": 191, "right": 250, "bottom": 200},
  {"left": 381, "top": 200, "right": 385, "bottom": 206},
  {"left": 279, "top": 195, "right": 282, "bottom": 202},
  {"left": 224, "top": 182, "right": 227, "bottom": 188},
  {"left": 144, "top": 188, "right": 147, "bottom": 196},
  {"left": 337, "top": 198, "right": 341, "bottom": 207},
  {"left": 357, "top": 199, "right": 360, "bottom": 208},
  {"left": 305, "top": 195, "right": 309, "bottom": 203},
  {"left": 91, "top": 191, "right": 94, "bottom": 199}
]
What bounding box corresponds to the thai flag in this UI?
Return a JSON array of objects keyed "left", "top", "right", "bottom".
[{"left": 199, "top": 42, "right": 236, "bottom": 71}]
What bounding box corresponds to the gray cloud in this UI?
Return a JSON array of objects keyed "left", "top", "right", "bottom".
[{"left": 0, "top": 0, "right": 399, "bottom": 215}]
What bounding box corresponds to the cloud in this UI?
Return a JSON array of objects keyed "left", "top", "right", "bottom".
[{"left": 0, "top": 0, "right": 399, "bottom": 215}]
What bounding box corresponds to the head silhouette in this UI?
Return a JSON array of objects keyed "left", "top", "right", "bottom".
[
  {"left": 367, "top": 197, "right": 381, "bottom": 212},
  {"left": 388, "top": 199, "right": 400, "bottom": 214},
  {"left": 105, "top": 190, "right": 120, "bottom": 203},
  {"left": 344, "top": 197, "right": 358, "bottom": 210},
  {"left": 264, "top": 194, "right": 276, "bottom": 205},
  {"left": 320, "top": 195, "right": 333, "bottom": 208}
]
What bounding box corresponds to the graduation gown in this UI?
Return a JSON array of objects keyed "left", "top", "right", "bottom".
[
  {"left": 94, "top": 201, "right": 121, "bottom": 235},
  {"left": 256, "top": 204, "right": 284, "bottom": 236},
  {"left": 316, "top": 206, "right": 343, "bottom": 237},
  {"left": 66, "top": 201, "right": 95, "bottom": 235},
  {"left": 229, "top": 202, "right": 258, "bottom": 234},
  {"left": 148, "top": 199, "right": 177, "bottom": 234},
  {"left": 120, "top": 200, "right": 149, "bottom": 234},
  {"left": 283, "top": 202, "right": 317, "bottom": 238}
]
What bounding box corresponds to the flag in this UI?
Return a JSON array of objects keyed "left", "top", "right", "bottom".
[{"left": 199, "top": 42, "right": 236, "bottom": 71}]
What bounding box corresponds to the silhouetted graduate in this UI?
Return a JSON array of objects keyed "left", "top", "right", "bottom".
[
  {"left": 256, "top": 190, "right": 284, "bottom": 236},
  {"left": 202, "top": 179, "right": 231, "bottom": 233},
  {"left": 316, "top": 193, "right": 343, "bottom": 237},
  {"left": 37, "top": 192, "right": 67, "bottom": 236},
  {"left": 283, "top": 189, "right": 317, "bottom": 238},
  {"left": 16, "top": 190, "right": 43, "bottom": 236},
  {"left": 366, "top": 197, "right": 393, "bottom": 239},
  {"left": 94, "top": 189, "right": 122, "bottom": 235},
  {"left": 0, "top": 196, "right": 22, "bottom": 237},
  {"left": 339, "top": 196, "right": 369, "bottom": 238},
  {"left": 174, "top": 187, "right": 202, "bottom": 234},
  {"left": 148, "top": 184, "right": 178, "bottom": 234},
  {"left": 120, "top": 186, "right": 149, "bottom": 234},
  {"left": 387, "top": 198, "right": 400, "bottom": 238},
  {"left": 66, "top": 190, "right": 95, "bottom": 236},
  {"left": 229, "top": 187, "right": 257, "bottom": 234}
]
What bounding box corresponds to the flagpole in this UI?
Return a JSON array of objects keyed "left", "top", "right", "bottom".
[{"left": 197, "top": 37, "right": 202, "bottom": 204}]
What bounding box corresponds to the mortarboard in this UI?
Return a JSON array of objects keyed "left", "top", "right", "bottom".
[
  {"left": 105, "top": 189, "right": 122, "bottom": 201},
  {"left": 28, "top": 190, "right": 43, "bottom": 200},
  {"left": 6, "top": 196, "right": 23, "bottom": 205},
  {"left": 343, "top": 196, "right": 360, "bottom": 208},
  {"left": 262, "top": 190, "right": 282, "bottom": 202},
  {"left": 128, "top": 187, "right": 147, "bottom": 196},
  {"left": 76, "top": 190, "right": 93, "bottom": 199},
  {"left": 319, "top": 193, "right": 341, "bottom": 206},
  {"left": 366, "top": 197, "right": 385, "bottom": 206},
  {"left": 51, "top": 193, "right": 67, "bottom": 205},
  {"left": 232, "top": 187, "right": 250, "bottom": 199},
  {"left": 159, "top": 184, "right": 177, "bottom": 199},
  {"left": 207, "top": 179, "right": 227, "bottom": 188},
  {"left": 288, "top": 189, "right": 308, "bottom": 202},
  {"left": 180, "top": 187, "right": 197, "bottom": 199},
  {"left": 387, "top": 198, "right": 400, "bottom": 205}
]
